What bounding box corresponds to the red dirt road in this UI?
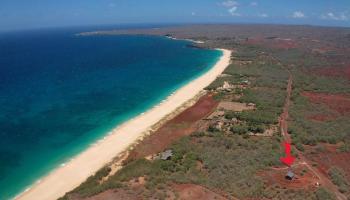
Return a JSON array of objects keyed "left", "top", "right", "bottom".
[
  {"left": 280, "top": 72, "right": 347, "bottom": 200},
  {"left": 279, "top": 74, "right": 293, "bottom": 142}
]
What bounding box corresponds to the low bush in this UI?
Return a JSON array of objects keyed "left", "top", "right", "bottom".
[
  {"left": 315, "top": 187, "right": 336, "bottom": 200},
  {"left": 230, "top": 124, "right": 248, "bottom": 134},
  {"left": 328, "top": 167, "right": 349, "bottom": 193}
]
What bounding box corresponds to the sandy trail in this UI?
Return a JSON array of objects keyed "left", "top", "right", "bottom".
[{"left": 16, "top": 49, "right": 231, "bottom": 200}]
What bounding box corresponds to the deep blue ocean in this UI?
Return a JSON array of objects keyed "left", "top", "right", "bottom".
[{"left": 0, "top": 27, "right": 221, "bottom": 199}]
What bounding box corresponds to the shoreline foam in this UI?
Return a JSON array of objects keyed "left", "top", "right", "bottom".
[
  {"left": 165, "top": 35, "right": 204, "bottom": 44},
  {"left": 16, "top": 48, "right": 231, "bottom": 200}
]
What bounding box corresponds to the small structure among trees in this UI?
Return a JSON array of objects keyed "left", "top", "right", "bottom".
[
  {"left": 285, "top": 170, "right": 295, "bottom": 180},
  {"left": 159, "top": 150, "right": 173, "bottom": 160}
]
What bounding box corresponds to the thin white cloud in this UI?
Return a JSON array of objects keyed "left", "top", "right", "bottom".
[
  {"left": 250, "top": 2, "right": 258, "bottom": 6},
  {"left": 321, "top": 12, "right": 348, "bottom": 21},
  {"left": 222, "top": 0, "right": 239, "bottom": 7},
  {"left": 221, "top": 1, "right": 241, "bottom": 16},
  {"left": 228, "top": 6, "right": 241, "bottom": 16},
  {"left": 191, "top": 12, "right": 196, "bottom": 16},
  {"left": 258, "top": 13, "right": 268, "bottom": 18},
  {"left": 292, "top": 11, "right": 305, "bottom": 18}
]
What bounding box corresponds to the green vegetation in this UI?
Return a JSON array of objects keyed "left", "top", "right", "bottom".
[
  {"left": 271, "top": 49, "right": 350, "bottom": 147},
  {"left": 291, "top": 69, "right": 350, "bottom": 94},
  {"left": 232, "top": 45, "right": 259, "bottom": 61},
  {"left": 229, "top": 122, "right": 265, "bottom": 134},
  {"left": 205, "top": 75, "right": 233, "bottom": 90},
  {"left": 288, "top": 72, "right": 350, "bottom": 146},
  {"left": 262, "top": 185, "right": 324, "bottom": 200},
  {"left": 64, "top": 133, "right": 283, "bottom": 199},
  {"left": 337, "top": 142, "right": 350, "bottom": 153},
  {"left": 230, "top": 123, "right": 249, "bottom": 134},
  {"left": 227, "top": 110, "right": 278, "bottom": 125},
  {"left": 272, "top": 48, "right": 325, "bottom": 68},
  {"left": 328, "top": 167, "right": 349, "bottom": 193},
  {"left": 209, "top": 46, "right": 288, "bottom": 138},
  {"left": 239, "top": 88, "right": 286, "bottom": 113},
  {"left": 315, "top": 187, "right": 336, "bottom": 200}
]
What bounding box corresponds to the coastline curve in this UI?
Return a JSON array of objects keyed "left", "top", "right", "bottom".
[{"left": 16, "top": 48, "right": 231, "bottom": 200}]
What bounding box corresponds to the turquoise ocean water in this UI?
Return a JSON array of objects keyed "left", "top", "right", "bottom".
[{"left": 0, "top": 27, "right": 222, "bottom": 199}]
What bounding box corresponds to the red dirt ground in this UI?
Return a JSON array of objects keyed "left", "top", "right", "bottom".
[
  {"left": 79, "top": 183, "right": 229, "bottom": 200},
  {"left": 311, "top": 66, "right": 350, "bottom": 80},
  {"left": 259, "top": 164, "right": 319, "bottom": 190},
  {"left": 302, "top": 92, "right": 350, "bottom": 115},
  {"left": 173, "top": 184, "right": 228, "bottom": 200},
  {"left": 279, "top": 74, "right": 293, "bottom": 142},
  {"left": 81, "top": 189, "right": 138, "bottom": 200},
  {"left": 271, "top": 39, "right": 298, "bottom": 50},
  {"left": 125, "top": 94, "right": 218, "bottom": 162},
  {"left": 307, "top": 114, "right": 337, "bottom": 122},
  {"left": 312, "top": 47, "right": 335, "bottom": 54},
  {"left": 243, "top": 36, "right": 264, "bottom": 45},
  {"left": 243, "top": 37, "right": 298, "bottom": 50},
  {"left": 305, "top": 144, "right": 350, "bottom": 183}
]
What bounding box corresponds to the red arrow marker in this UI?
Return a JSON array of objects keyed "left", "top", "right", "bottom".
[{"left": 280, "top": 142, "right": 295, "bottom": 166}]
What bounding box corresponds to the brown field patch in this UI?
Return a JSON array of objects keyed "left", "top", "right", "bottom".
[
  {"left": 302, "top": 92, "right": 350, "bottom": 114},
  {"left": 243, "top": 37, "right": 264, "bottom": 45},
  {"left": 73, "top": 189, "right": 139, "bottom": 200},
  {"left": 217, "top": 101, "right": 255, "bottom": 112},
  {"left": 307, "top": 114, "right": 336, "bottom": 122},
  {"left": 173, "top": 184, "right": 228, "bottom": 200},
  {"left": 243, "top": 37, "right": 298, "bottom": 50},
  {"left": 271, "top": 39, "right": 298, "bottom": 50},
  {"left": 79, "top": 183, "right": 229, "bottom": 200},
  {"left": 125, "top": 94, "right": 218, "bottom": 162},
  {"left": 171, "top": 94, "right": 219, "bottom": 123},
  {"left": 311, "top": 65, "right": 350, "bottom": 80},
  {"left": 305, "top": 144, "right": 350, "bottom": 183}
]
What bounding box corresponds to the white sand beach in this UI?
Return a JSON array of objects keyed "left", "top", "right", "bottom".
[{"left": 16, "top": 48, "right": 231, "bottom": 200}]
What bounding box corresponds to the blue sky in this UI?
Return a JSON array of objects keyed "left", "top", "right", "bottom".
[{"left": 0, "top": 0, "right": 350, "bottom": 31}]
